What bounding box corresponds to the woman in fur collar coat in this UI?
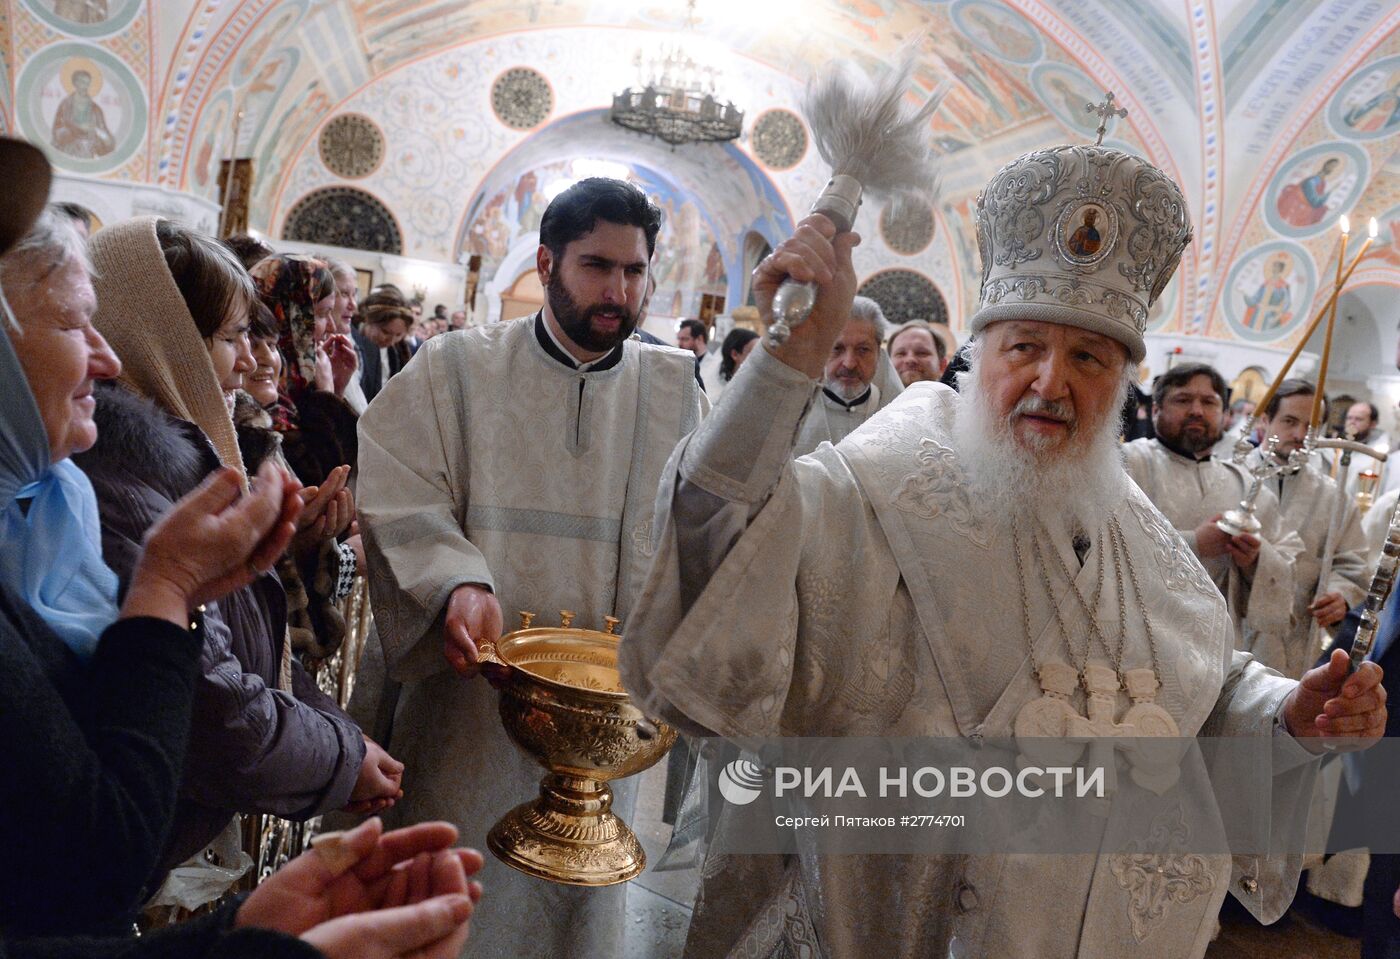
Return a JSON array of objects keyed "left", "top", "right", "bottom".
[{"left": 73, "top": 217, "right": 403, "bottom": 884}]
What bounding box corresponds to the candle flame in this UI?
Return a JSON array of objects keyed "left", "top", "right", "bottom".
[
  {"left": 1370, "top": 217, "right": 1380, "bottom": 238},
  {"left": 1340, "top": 214, "right": 1350, "bottom": 235}
]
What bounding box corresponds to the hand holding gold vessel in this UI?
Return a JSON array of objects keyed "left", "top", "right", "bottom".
[
  {"left": 442, "top": 583, "right": 503, "bottom": 678},
  {"left": 476, "top": 612, "right": 677, "bottom": 886}
]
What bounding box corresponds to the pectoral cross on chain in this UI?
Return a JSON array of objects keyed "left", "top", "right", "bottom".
[
  {"left": 1085, "top": 91, "right": 1128, "bottom": 145},
  {"left": 1065, "top": 665, "right": 1135, "bottom": 802}
]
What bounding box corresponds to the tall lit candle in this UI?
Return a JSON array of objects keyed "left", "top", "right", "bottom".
[
  {"left": 1253, "top": 223, "right": 1378, "bottom": 419},
  {"left": 1311, "top": 215, "right": 1350, "bottom": 430}
]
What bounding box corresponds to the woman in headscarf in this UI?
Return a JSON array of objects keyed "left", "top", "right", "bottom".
[
  {"left": 0, "top": 185, "right": 301, "bottom": 936},
  {"left": 235, "top": 298, "right": 359, "bottom": 661},
  {"left": 73, "top": 217, "right": 403, "bottom": 890},
  {"left": 250, "top": 254, "right": 360, "bottom": 489}
]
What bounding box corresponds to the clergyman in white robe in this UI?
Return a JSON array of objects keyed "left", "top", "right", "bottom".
[
  {"left": 791, "top": 350, "right": 902, "bottom": 458},
  {"left": 621, "top": 344, "right": 1322, "bottom": 959},
  {"left": 1246, "top": 447, "right": 1368, "bottom": 678},
  {"left": 356, "top": 314, "right": 702, "bottom": 958},
  {"left": 1123, "top": 437, "right": 1304, "bottom": 655}
]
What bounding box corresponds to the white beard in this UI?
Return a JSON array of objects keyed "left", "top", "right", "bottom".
[
  {"left": 952, "top": 367, "right": 1128, "bottom": 536},
  {"left": 824, "top": 376, "right": 868, "bottom": 402}
]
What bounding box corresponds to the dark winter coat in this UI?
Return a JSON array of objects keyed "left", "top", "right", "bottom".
[
  {"left": 0, "top": 581, "right": 200, "bottom": 937},
  {"left": 2, "top": 897, "right": 321, "bottom": 958},
  {"left": 73, "top": 383, "right": 365, "bottom": 877}
]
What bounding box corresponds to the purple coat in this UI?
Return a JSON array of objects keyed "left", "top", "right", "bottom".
[{"left": 74, "top": 383, "right": 365, "bottom": 877}]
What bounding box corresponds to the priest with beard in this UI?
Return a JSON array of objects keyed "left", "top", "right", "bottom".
[
  {"left": 1124, "top": 363, "right": 1303, "bottom": 655},
  {"left": 621, "top": 143, "right": 1385, "bottom": 958},
  {"left": 791, "top": 295, "right": 902, "bottom": 457},
  {"left": 355, "top": 177, "right": 705, "bottom": 958}
]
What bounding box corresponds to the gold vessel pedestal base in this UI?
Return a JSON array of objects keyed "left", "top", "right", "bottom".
[{"left": 486, "top": 774, "right": 645, "bottom": 886}]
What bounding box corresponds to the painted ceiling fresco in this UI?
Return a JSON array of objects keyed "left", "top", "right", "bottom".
[{"left": 4, "top": 0, "right": 1400, "bottom": 344}]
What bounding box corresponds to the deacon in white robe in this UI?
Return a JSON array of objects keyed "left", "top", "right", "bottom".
[
  {"left": 1248, "top": 383, "right": 1368, "bottom": 678},
  {"left": 1336, "top": 402, "right": 1395, "bottom": 497},
  {"left": 357, "top": 179, "right": 703, "bottom": 959},
  {"left": 1122, "top": 364, "right": 1302, "bottom": 651},
  {"left": 791, "top": 295, "right": 901, "bottom": 457},
  {"left": 624, "top": 146, "right": 1385, "bottom": 959}
]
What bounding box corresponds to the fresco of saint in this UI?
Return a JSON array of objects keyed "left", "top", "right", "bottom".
[
  {"left": 51, "top": 69, "right": 115, "bottom": 159},
  {"left": 1241, "top": 256, "right": 1294, "bottom": 333},
  {"left": 963, "top": 7, "right": 1037, "bottom": 62},
  {"left": 53, "top": 0, "right": 108, "bottom": 24},
  {"left": 1343, "top": 76, "right": 1400, "bottom": 134},
  {"left": 1276, "top": 158, "right": 1341, "bottom": 229}
]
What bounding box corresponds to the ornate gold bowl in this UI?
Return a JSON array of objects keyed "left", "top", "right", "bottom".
[{"left": 478, "top": 613, "right": 677, "bottom": 886}]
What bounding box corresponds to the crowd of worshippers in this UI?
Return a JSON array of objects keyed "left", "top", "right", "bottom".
[
  {"left": 3, "top": 126, "right": 1395, "bottom": 959},
  {"left": 1, "top": 139, "right": 480, "bottom": 958}
]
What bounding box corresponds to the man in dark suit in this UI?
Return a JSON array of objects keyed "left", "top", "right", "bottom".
[
  {"left": 353, "top": 292, "right": 414, "bottom": 404},
  {"left": 1322, "top": 596, "right": 1400, "bottom": 957}
]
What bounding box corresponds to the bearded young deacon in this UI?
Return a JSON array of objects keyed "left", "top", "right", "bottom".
[
  {"left": 355, "top": 177, "right": 704, "bottom": 959},
  {"left": 621, "top": 144, "right": 1386, "bottom": 959},
  {"left": 1123, "top": 364, "right": 1304, "bottom": 656},
  {"left": 1244, "top": 380, "right": 1368, "bottom": 678}
]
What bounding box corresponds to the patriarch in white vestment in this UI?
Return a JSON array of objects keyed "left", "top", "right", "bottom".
[
  {"left": 622, "top": 143, "right": 1386, "bottom": 959},
  {"left": 356, "top": 178, "right": 704, "bottom": 958},
  {"left": 1123, "top": 363, "right": 1304, "bottom": 655}
]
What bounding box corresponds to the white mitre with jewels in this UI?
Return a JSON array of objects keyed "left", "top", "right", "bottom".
[{"left": 969, "top": 133, "right": 1192, "bottom": 363}]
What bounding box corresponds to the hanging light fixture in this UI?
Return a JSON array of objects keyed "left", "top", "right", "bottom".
[{"left": 609, "top": 0, "right": 744, "bottom": 148}]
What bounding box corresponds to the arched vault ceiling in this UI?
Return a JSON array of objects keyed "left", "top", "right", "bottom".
[{"left": 11, "top": 0, "right": 1400, "bottom": 349}]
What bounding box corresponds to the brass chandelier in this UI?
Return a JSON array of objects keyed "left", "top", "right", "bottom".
[{"left": 609, "top": 0, "right": 744, "bottom": 147}]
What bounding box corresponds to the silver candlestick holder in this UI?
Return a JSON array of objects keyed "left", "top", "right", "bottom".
[{"left": 1217, "top": 434, "right": 1306, "bottom": 537}]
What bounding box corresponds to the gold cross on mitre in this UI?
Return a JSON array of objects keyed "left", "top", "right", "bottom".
[{"left": 1085, "top": 91, "right": 1128, "bottom": 145}]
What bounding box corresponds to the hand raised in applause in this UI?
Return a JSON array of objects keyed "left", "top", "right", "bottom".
[
  {"left": 235, "top": 817, "right": 483, "bottom": 959},
  {"left": 122, "top": 460, "right": 302, "bottom": 624},
  {"left": 324, "top": 333, "right": 359, "bottom": 397},
  {"left": 443, "top": 584, "right": 503, "bottom": 679},
  {"left": 293, "top": 465, "right": 355, "bottom": 564},
  {"left": 752, "top": 213, "right": 861, "bottom": 380}
]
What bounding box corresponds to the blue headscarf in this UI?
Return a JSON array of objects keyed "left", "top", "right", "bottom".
[{"left": 0, "top": 296, "right": 120, "bottom": 661}]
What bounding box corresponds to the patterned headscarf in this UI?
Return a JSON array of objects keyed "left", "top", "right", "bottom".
[{"left": 250, "top": 254, "right": 331, "bottom": 406}]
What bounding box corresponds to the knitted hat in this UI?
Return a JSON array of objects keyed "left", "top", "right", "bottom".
[
  {"left": 88, "top": 216, "right": 245, "bottom": 476},
  {"left": 969, "top": 144, "right": 1192, "bottom": 363}
]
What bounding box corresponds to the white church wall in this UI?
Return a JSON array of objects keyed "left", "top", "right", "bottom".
[{"left": 52, "top": 173, "right": 221, "bottom": 236}]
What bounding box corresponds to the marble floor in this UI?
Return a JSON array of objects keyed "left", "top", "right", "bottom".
[{"left": 624, "top": 763, "right": 700, "bottom": 959}]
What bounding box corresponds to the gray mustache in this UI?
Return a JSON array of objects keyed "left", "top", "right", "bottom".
[{"left": 1012, "top": 395, "right": 1076, "bottom": 426}]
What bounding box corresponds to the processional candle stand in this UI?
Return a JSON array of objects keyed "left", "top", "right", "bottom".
[
  {"left": 1221, "top": 217, "right": 1381, "bottom": 541},
  {"left": 1223, "top": 217, "right": 1393, "bottom": 656}
]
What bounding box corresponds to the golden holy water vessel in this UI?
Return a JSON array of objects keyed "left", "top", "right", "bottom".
[{"left": 477, "top": 611, "right": 677, "bottom": 886}]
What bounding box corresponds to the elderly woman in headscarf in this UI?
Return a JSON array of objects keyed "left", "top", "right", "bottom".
[
  {"left": 0, "top": 146, "right": 301, "bottom": 938},
  {"left": 250, "top": 253, "right": 361, "bottom": 488},
  {"left": 235, "top": 297, "right": 360, "bottom": 661},
  {"left": 71, "top": 217, "right": 403, "bottom": 891},
  {"left": 246, "top": 255, "right": 365, "bottom": 658}
]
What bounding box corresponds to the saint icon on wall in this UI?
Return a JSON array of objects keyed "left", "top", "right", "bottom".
[
  {"left": 1342, "top": 74, "right": 1400, "bottom": 135},
  {"left": 51, "top": 61, "right": 114, "bottom": 159},
  {"left": 1275, "top": 157, "right": 1341, "bottom": 229},
  {"left": 1241, "top": 254, "right": 1294, "bottom": 333},
  {"left": 51, "top": 0, "right": 108, "bottom": 23}
]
